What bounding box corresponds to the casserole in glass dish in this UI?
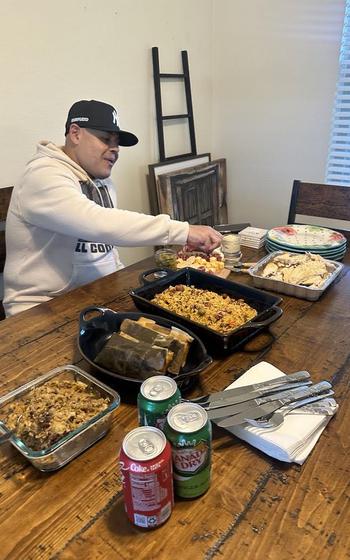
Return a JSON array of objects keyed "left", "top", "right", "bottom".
[{"left": 0, "top": 365, "right": 120, "bottom": 471}]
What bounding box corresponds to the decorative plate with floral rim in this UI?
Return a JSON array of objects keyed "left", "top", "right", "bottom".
[
  {"left": 265, "top": 238, "right": 347, "bottom": 255},
  {"left": 267, "top": 225, "right": 347, "bottom": 250},
  {"left": 265, "top": 240, "right": 346, "bottom": 260}
]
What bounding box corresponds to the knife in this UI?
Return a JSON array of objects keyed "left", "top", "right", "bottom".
[
  {"left": 197, "top": 371, "right": 311, "bottom": 408},
  {"left": 207, "top": 381, "right": 333, "bottom": 423},
  {"left": 203, "top": 379, "right": 312, "bottom": 410},
  {"left": 215, "top": 388, "right": 335, "bottom": 429},
  {"left": 207, "top": 383, "right": 324, "bottom": 419}
]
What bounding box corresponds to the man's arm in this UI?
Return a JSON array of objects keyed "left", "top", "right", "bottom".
[{"left": 19, "top": 165, "right": 222, "bottom": 251}]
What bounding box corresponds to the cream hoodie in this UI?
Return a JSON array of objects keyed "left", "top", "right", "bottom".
[{"left": 3, "top": 142, "right": 189, "bottom": 316}]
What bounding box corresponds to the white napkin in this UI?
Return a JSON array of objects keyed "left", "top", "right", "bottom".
[{"left": 223, "top": 361, "right": 337, "bottom": 464}]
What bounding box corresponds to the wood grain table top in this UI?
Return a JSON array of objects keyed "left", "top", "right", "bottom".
[{"left": 0, "top": 248, "right": 349, "bottom": 560}]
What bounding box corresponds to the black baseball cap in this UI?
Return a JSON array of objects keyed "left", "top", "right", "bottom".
[{"left": 65, "top": 99, "right": 138, "bottom": 146}]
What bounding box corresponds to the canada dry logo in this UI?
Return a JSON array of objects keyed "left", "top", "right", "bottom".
[{"left": 173, "top": 441, "right": 209, "bottom": 473}]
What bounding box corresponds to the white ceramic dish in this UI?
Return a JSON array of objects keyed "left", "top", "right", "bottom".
[
  {"left": 248, "top": 251, "right": 344, "bottom": 301},
  {"left": 267, "top": 225, "right": 346, "bottom": 250}
]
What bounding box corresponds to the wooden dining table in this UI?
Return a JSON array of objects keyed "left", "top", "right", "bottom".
[{"left": 0, "top": 247, "right": 349, "bottom": 560}]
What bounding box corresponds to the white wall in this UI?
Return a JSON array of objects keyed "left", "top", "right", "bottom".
[
  {"left": 0, "top": 0, "right": 213, "bottom": 265},
  {"left": 0, "top": 0, "right": 346, "bottom": 265},
  {"left": 212, "top": 0, "right": 345, "bottom": 229}
]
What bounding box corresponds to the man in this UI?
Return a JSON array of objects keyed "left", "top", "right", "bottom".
[{"left": 3, "top": 99, "right": 222, "bottom": 316}]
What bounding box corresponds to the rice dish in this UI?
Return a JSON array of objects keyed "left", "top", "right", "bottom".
[{"left": 151, "top": 284, "right": 257, "bottom": 334}]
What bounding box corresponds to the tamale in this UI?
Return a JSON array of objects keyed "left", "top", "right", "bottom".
[
  {"left": 120, "top": 318, "right": 170, "bottom": 347},
  {"left": 171, "top": 326, "right": 194, "bottom": 344},
  {"left": 137, "top": 318, "right": 194, "bottom": 374},
  {"left": 133, "top": 318, "right": 193, "bottom": 374},
  {"left": 94, "top": 333, "right": 169, "bottom": 380},
  {"left": 137, "top": 317, "right": 171, "bottom": 336},
  {"left": 168, "top": 326, "right": 193, "bottom": 373},
  {"left": 166, "top": 339, "right": 187, "bottom": 374},
  {"left": 95, "top": 318, "right": 194, "bottom": 378},
  {"left": 121, "top": 320, "right": 187, "bottom": 369}
]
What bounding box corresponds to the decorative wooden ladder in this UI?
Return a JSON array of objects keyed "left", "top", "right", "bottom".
[{"left": 152, "top": 47, "right": 197, "bottom": 162}]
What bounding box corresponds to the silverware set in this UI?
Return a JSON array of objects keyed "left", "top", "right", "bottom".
[
  {"left": 184, "top": 371, "right": 337, "bottom": 430},
  {"left": 246, "top": 395, "right": 337, "bottom": 429}
]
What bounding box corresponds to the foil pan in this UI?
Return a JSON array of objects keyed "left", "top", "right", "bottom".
[{"left": 248, "top": 251, "right": 344, "bottom": 301}]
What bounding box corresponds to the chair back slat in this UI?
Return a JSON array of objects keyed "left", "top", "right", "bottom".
[{"left": 288, "top": 180, "right": 350, "bottom": 239}]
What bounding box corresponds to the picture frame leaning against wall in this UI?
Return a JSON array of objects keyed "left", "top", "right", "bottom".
[{"left": 147, "top": 153, "right": 211, "bottom": 216}]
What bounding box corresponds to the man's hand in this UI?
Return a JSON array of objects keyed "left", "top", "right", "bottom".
[{"left": 186, "top": 225, "right": 223, "bottom": 253}]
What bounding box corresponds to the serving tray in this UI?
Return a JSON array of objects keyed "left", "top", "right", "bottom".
[
  {"left": 78, "top": 307, "right": 212, "bottom": 387},
  {"left": 129, "top": 267, "right": 283, "bottom": 356},
  {"left": 248, "top": 251, "right": 344, "bottom": 301}
]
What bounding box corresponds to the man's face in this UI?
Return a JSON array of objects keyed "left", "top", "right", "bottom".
[{"left": 72, "top": 127, "right": 120, "bottom": 179}]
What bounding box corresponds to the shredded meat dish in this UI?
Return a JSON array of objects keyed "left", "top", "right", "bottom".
[{"left": 2, "top": 377, "right": 110, "bottom": 451}]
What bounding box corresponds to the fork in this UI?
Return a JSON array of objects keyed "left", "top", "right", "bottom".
[{"left": 246, "top": 394, "right": 337, "bottom": 429}]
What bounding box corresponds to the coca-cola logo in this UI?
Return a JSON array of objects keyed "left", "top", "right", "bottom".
[
  {"left": 130, "top": 463, "right": 148, "bottom": 473},
  {"left": 121, "top": 460, "right": 164, "bottom": 473}
]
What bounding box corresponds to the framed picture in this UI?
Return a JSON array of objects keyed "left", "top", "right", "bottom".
[
  {"left": 157, "top": 159, "right": 228, "bottom": 226},
  {"left": 147, "top": 153, "right": 211, "bottom": 215}
]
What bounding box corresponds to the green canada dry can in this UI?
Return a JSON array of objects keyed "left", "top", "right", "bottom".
[
  {"left": 164, "top": 402, "right": 212, "bottom": 498},
  {"left": 138, "top": 375, "right": 181, "bottom": 430}
]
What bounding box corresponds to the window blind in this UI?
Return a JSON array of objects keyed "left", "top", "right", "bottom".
[{"left": 326, "top": 1, "right": 350, "bottom": 185}]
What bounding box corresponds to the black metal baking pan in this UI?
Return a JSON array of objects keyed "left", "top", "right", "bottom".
[
  {"left": 129, "top": 268, "right": 283, "bottom": 356},
  {"left": 214, "top": 222, "right": 251, "bottom": 234},
  {"left": 78, "top": 306, "right": 212, "bottom": 386}
]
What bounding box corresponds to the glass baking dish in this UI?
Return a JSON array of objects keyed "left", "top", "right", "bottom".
[{"left": 0, "top": 365, "right": 120, "bottom": 471}]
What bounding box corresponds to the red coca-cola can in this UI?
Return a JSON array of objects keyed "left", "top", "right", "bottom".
[{"left": 119, "top": 426, "right": 174, "bottom": 528}]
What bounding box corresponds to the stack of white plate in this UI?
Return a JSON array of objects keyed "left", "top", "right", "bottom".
[
  {"left": 239, "top": 227, "right": 268, "bottom": 249},
  {"left": 265, "top": 225, "right": 347, "bottom": 261}
]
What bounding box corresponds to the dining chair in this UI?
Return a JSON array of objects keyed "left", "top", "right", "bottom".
[
  {"left": 0, "top": 186, "right": 13, "bottom": 319},
  {"left": 288, "top": 180, "right": 350, "bottom": 240}
]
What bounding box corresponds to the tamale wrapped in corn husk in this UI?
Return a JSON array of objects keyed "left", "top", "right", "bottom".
[
  {"left": 94, "top": 318, "right": 194, "bottom": 379},
  {"left": 131, "top": 319, "right": 193, "bottom": 374},
  {"left": 167, "top": 327, "right": 193, "bottom": 373},
  {"left": 120, "top": 318, "right": 170, "bottom": 347},
  {"left": 94, "top": 333, "right": 169, "bottom": 380},
  {"left": 137, "top": 317, "right": 171, "bottom": 336}
]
